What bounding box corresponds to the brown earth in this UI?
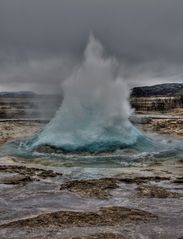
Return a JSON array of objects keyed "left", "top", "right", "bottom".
[
  {"left": 0, "top": 121, "right": 43, "bottom": 144},
  {"left": 0, "top": 206, "right": 157, "bottom": 229},
  {"left": 0, "top": 164, "right": 62, "bottom": 185},
  {"left": 60, "top": 178, "right": 119, "bottom": 199},
  {"left": 60, "top": 176, "right": 173, "bottom": 199},
  {"left": 137, "top": 185, "right": 181, "bottom": 198},
  {"left": 151, "top": 119, "right": 183, "bottom": 136},
  {"left": 72, "top": 233, "right": 127, "bottom": 239}
]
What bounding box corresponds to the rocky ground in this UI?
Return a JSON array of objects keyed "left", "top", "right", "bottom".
[
  {"left": 0, "top": 120, "right": 44, "bottom": 144},
  {"left": 0, "top": 119, "right": 182, "bottom": 239},
  {"left": 146, "top": 118, "right": 183, "bottom": 136},
  {"left": 131, "top": 108, "right": 183, "bottom": 137}
]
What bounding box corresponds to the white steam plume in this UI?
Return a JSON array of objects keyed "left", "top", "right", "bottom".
[{"left": 31, "top": 34, "right": 142, "bottom": 152}]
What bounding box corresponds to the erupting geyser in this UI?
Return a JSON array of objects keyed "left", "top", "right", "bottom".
[{"left": 30, "top": 35, "right": 151, "bottom": 153}]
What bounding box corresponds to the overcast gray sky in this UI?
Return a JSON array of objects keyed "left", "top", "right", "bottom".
[{"left": 0, "top": 0, "right": 183, "bottom": 93}]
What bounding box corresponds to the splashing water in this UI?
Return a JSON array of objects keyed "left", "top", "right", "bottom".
[{"left": 27, "top": 35, "right": 154, "bottom": 153}]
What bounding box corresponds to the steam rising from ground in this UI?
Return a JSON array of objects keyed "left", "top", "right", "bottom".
[{"left": 31, "top": 35, "right": 145, "bottom": 152}]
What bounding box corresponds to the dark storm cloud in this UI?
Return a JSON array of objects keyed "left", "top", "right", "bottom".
[{"left": 0, "top": 0, "right": 183, "bottom": 92}]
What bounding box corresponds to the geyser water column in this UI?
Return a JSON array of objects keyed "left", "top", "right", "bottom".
[{"left": 30, "top": 35, "right": 148, "bottom": 153}]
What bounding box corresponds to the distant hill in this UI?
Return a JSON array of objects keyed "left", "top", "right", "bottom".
[
  {"left": 0, "top": 91, "right": 36, "bottom": 98},
  {"left": 0, "top": 92, "right": 63, "bottom": 119},
  {"left": 131, "top": 83, "right": 183, "bottom": 97},
  {"left": 1, "top": 83, "right": 183, "bottom": 98}
]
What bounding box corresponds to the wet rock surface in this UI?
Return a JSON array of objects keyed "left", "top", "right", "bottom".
[
  {"left": 0, "top": 160, "right": 183, "bottom": 239},
  {"left": 1, "top": 174, "right": 33, "bottom": 185},
  {"left": 173, "top": 177, "right": 183, "bottom": 184},
  {"left": 35, "top": 145, "right": 66, "bottom": 154}
]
